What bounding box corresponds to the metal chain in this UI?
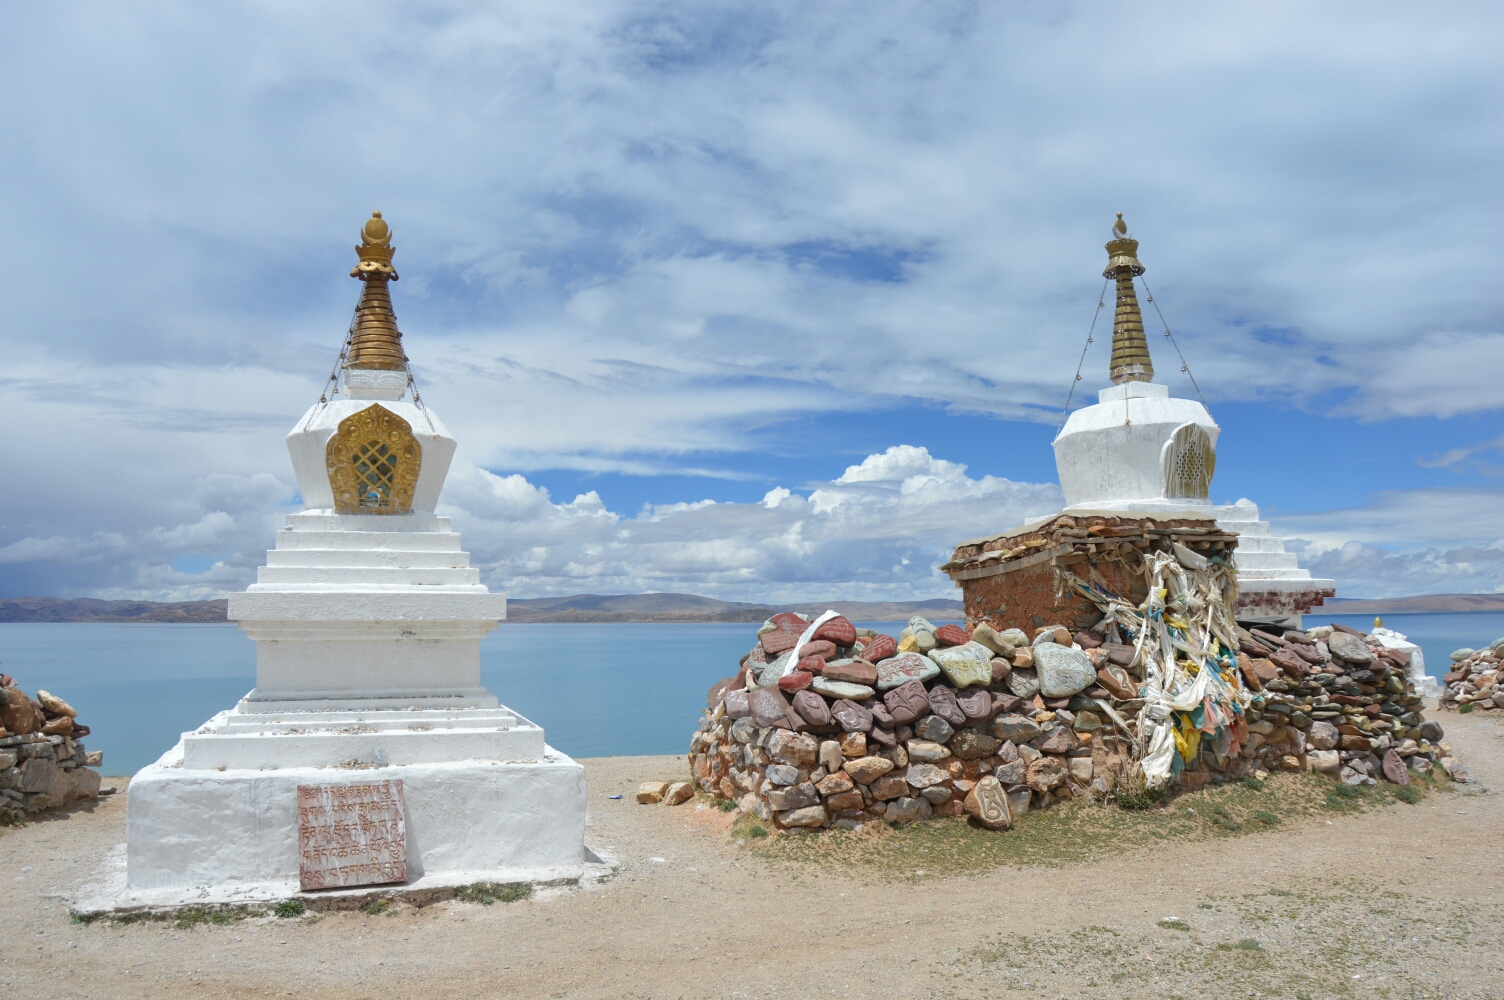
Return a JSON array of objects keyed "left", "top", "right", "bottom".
[
  {"left": 1139, "top": 279, "right": 1210, "bottom": 413},
  {"left": 303, "top": 307, "right": 359, "bottom": 430},
  {"left": 405, "top": 356, "right": 437, "bottom": 433},
  {"left": 1059, "top": 277, "right": 1110, "bottom": 428}
]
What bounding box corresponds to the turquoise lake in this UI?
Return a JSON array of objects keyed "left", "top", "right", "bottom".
[{"left": 1, "top": 612, "right": 1498, "bottom": 776}]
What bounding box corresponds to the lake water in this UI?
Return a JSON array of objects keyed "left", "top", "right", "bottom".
[{"left": 2, "top": 612, "right": 1498, "bottom": 776}]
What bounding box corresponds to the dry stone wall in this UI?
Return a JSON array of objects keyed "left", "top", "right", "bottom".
[{"left": 0, "top": 672, "right": 103, "bottom": 824}]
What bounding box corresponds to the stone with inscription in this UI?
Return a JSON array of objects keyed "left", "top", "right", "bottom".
[{"left": 297, "top": 780, "right": 408, "bottom": 891}]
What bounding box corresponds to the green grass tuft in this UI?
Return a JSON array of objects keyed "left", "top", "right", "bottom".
[
  {"left": 1217, "top": 938, "right": 1262, "bottom": 950},
  {"left": 273, "top": 899, "right": 306, "bottom": 919},
  {"left": 1394, "top": 784, "right": 1422, "bottom": 804},
  {"left": 454, "top": 881, "right": 532, "bottom": 905},
  {"left": 360, "top": 898, "right": 391, "bottom": 916},
  {"left": 1158, "top": 918, "right": 1191, "bottom": 931}
]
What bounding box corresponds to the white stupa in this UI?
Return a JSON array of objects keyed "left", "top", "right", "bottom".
[
  {"left": 123, "top": 214, "right": 587, "bottom": 902},
  {"left": 1051, "top": 215, "right": 1335, "bottom": 622}
]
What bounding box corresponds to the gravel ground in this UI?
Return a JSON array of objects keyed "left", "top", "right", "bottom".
[{"left": 2, "top": 709, "right": 1501, "bottom": 1000}]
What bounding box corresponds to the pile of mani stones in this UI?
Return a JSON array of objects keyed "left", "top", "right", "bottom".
[
  {"left": 676, "top": 612, "right": 1141, "bottom": 833},
  {"left": 0, "top": 672, "right": 104, "bottom": 824},
  {"left": 1438, "top": 637, "right": 1504, "bottom": 714}
]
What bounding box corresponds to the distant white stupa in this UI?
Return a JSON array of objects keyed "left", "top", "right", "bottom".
[
  {"left": 123, "top": 213, "right": 587, "bottom": 904},
  {"left": 1050, "top": 215, "right": 1335, "bottom": 622}
]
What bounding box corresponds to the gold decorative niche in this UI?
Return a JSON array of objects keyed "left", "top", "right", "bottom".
[
  {"left": 326, "top": 405, "right": 422, "bottom": 514},
  {"left": 1162, "top": 421, "right": 1215, "bottom": 500}
]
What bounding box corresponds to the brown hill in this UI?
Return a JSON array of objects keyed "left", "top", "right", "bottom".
[
  {"left": 0, "top": 597, "right": 229, "bottom": 623},
  {"left": 1323, "top": 594, "right": 1504, "bottom": 615}
]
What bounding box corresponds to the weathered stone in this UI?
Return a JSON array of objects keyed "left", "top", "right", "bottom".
[
  {"left": 949, "top": 730, "right": 1000, "bottom": 760},
  {"left": 830, "top": 697, "right": 874, "bottom": 733},
  {"left": 825, "top": 789, "right": 866, "bottom": 812},
  {"left": 883, "top": 679, "right": 930, "bottom": 723},
  {"left": 1339, "top": 734, "right": 1373, "bottom": 752},
  {"left": 991, "top": 659, "right": 1012, "bottom": 685},
  {"left": 1036, "top": 726, "right": 1076, "bottom": 754},
  {"left": 1326, "top": 631, "right": 1375, "bottom": 665},
  {"left": 35, "top": 690, "right": 76, "bottom": 719},
  {"left": 915, "top": 715, "right": 954, "bottom": 743},
  {"left": 778, "top": 804, "right": 828, "bottom": 828},
  {"left": 971, "top": 624, "right": 1016, "bottom": 656},
  {"left": 1, "top": 688, "right": 38, "bottom": 735},
  {"left": 767, "top": 729, "right": 820, "bottom": 767},
  {"left": 1381, "top": 749, "right": 1409, "bottom": 785},
  {"left": 768, "top": 781, "right": 820, "bottom": 810},
  {"left": 1005, "top": 667, "right": 1040, "bottom": 699},
  {"left": 875, "top": 652, "right": 941, "bottom": 693},
  {"left": 956, "top": 686, "right": 994, "bottom": 722},
  {"left": 932, "top": 623, "right": 969, "bottom": 647},
  {"left": 766, "top": 764, "right": 802, "bottom": 786},
  {"left": 927, "top": 684, "right": 966, "bottom": 726},
  {"left": 637, "top": 781, "right": 669, "bottom": 804},
  {"left": 777, "top": 670, "right": 814, "bottom": 693},
  {"left": 838, "top": 731, "right": 867, "bottom": 757},
  {"left": 920, "top": 785, "right": 952, "bottom": 804},
  {"left": 1307, "top": 721, "right": 1339, "bottom": 750},
  {"left": 1012, "top": 646, "right": 1034, "bottom": 668},
  {"left": 868, "top": 726, "right": 896, "bottom": 748},
  {"left": 963, "top": 774, "right": 1012, "bottom": 829},
  {"left": 822, "top": 659, "right": 878, "bottom": 686},
  {"left": 905, "top": 740, "right": 952, "bottom": 764},
  {"left": 929, "top": 642, "right": 995, "bottom": 689},
  {"left": 845, "top": 756, "right": 895, "bottom": 784},
  {"left": 994, "top": 760, "right": 1026, "bottom": 784},
  {"left": 870, "top": 774, "right": 909, "bottom": 800},
  {"left": 749, "top": 686, "right": 792, "bottom": 729},
  {"left": 40, "top": 716, "right": 73, "bottom": 737},
  {"left": 1100, "top": 643, "right": 1137, "bottom": 667},
  {"left": 1025, "top": 756, "right": 1067, "bottom": 792},
  {"left": 1033, "top": 643, "right": 1097, "bottom": 697},
  {"left": 990, "top": 714, "right": 1043, "bottom": 743},
  {"left": 663, "top": 781, "right": 695, "bottom": 805},
  {"left": 818, "top": 739, "right": 844, "bottom": 774},
  {"left": 1418, "top": 720, "right": 1445, "bottom": 742},
  {"left": 813, "top": 615, "right": 858, "bottom": 647},
  {"left": 1066, "top": 757, "right": 1093, "bottom": 783},
  {"left": 1439, "top": 757, "right": 1472, "bottom": 783},
  {"left": 816, "top": 771, "right": 854, "bottom": 796},
  {"left": 995, "top": 740, "right": 1020, "bottom": 763},
  {"left": 1096, "top": 666, "right": 1136, "bottom": 701},
  {"left": 904, "top": 762, "right": 949, "bottom": 789},
  {"left": 862, "top": 634, "right": 898, "bottom": 663},
  {"left": 991, "top": 692, "right": 1026, "bottom": 715},
  {"left": 1309, "top": 749, "right": 1341, "bottom": 774},
  {"left": 724, "top": 690, "right": 751, "bottom": 720},
  {"left": 1071, "top": 711, "right": 1102, "bottom": 733},
  {"left": 812, "top": 677, "right": 876, "bottom": 701},
  {"left": 884, "top": 795, "right": 932, "bottom": 825},
  {"left": 791, "top": 690, "right": 831, "bottom": 727},
  {"left": 761, "top": 628, "right": 802, "bottom": 656}
]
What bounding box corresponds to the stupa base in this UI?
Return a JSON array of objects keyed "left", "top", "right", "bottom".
[{"left": 124, "top": 740, "right": 586, "bottom": 893}]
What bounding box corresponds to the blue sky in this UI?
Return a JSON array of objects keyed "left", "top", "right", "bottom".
[{"left": 2, "top": 2, "right": 1502, "bottom": 602}]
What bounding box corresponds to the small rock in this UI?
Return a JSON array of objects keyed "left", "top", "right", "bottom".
[
  {"left": 1095, "top": 666, "right": 1136, "bottom": 701},
  {"left": 928, "top": 642, "right": 995, "bottom": 689},
  {"left": 991, "top": 714, "right": 1043, "bottom": 743},
  {"left": 813, "top": 616, "right": 858, "bottom": 647},
  {"left": 637, "top": 781, "right": 669, "bottom": 804},
  {"left": 1033, "top": 643, "right": 1097, "bottom": 697},
  {"left": 813, "top": 677, "right": 877, "bottom": 701},
  {"left": 1418, "top": 720, "right": 1445, "bottom": 742},
  {"left": 1071, "top": 711, "right": 1102, "bottom": 733},
  {"left": 1307, "top": 721, "right": 1339, "bottom": 751},
  {"left": 1439, "top": 757, "right": 1473, "bottom": 783},
  {"left": 933, "top": 623, "right": 969, "bottom": 647},
  {"left": 1309, "top": 749, "right": 1340, "bottom": 774},
  {"left": 663, "top": 781, "right": 695, "bottom": 805},
  {"left": 882, "top": 678, "right": 931, "bottom": 723},
  {"left": 915, "top": 715, "right": 954, "bottom": 743},
  {"left": 1066, "top": 757, "right": 1093, "bottom": 782},
  {"left": 926, "top": 684, "right": 967, "bottom": 726},
  {"left": 949, "top": 730, "right": 1001, "bottom": 760},
  {"left": 1005, "top": 667, "right": 1040, "bottom": 699},
  {"left": 904, "top": 763, "right": 949, "bottom": 789},
  {"left": 818, "top": 739, "right": 843, "bottom": 774},
  {"left": 769, "top": 782, "right": 820, "bottom": 810},
  {"left": 1326, "top": 632, "right": 1375, "bottom": 665},
  {"left": 1036, "top": 726, "right": 1076, "bottom": 754},
  {"left": 838, "top": 731, "right": 867, "bottom": 757},
  {"left": 815, "top": 772, "right": 854, "bottom": 796},
  {"left": 844, "top": 756, "right": 895, "bottom": 785},
  {"left": 821, "top": 659, "right": 878, "bottom": 686},
  {"left": 920, "top": 785, "right": 953, "bottom": 804},
  {"left": 963, "top": 774, "right": 1012, "bottom": 829},
  {"left": 956, "top": 686, "right": 993, "bottom": 721},
  {"left": 766, "top": 764, "right": 802, "bottom": 786},
  {"left": 724, "top": 690, "right": 751, "bottom": 719},
  {"left": 870, "top": 774, "right": 910, "bottom": 801},
  {"left": 862, "top": 634, "right": 898, "bottom": 663},
  {"left": 767, "top": 730, "right": 820, "bottom": 767},
  {"left": 884, "top": 796, "right": 932, "bottom": 825},
  {"left": 1025, "top": 756, "right": 1067, "bottom": 792},
  {"left": 777, "top": 670, "right": 813, "bottom": 693},
  {"left": 1381, "top": 749, "right": 1409, "bottom": 785},
  {"left": 971, "top": 624, "right": 1016, "bottom": 656},
  {"left": 778, "top": 804, "right": 828, "bottom": 828},
  {"left": 905, "top": 740, "right": 952, "bottom": 764},
  {"left": 36, "top": 691, "right": 76, "bottom": 719},
  {"left": 830, "top": 698, "right": 875, "bottom": 733},
  {"left": 791, "top": 690, "right": 831, "bottom": 727},
  {"left": 994, "top": 760, "right": 1026, "bottom": 784}
]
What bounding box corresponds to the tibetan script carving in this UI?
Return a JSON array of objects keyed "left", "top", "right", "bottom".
[{"left": 297, "top": 780, "right": 408, "bottom": 891}]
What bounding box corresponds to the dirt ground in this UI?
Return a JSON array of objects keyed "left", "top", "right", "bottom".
[{"left": 3, "top": 710, "right": 1501, "bottom": 1000}]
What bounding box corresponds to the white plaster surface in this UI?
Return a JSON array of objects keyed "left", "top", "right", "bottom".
[
  {"left": 1053, "top": 382, "right": 1221, "bottom": 511},
  {"left": 126, "top": 740, "right": 587, "bottom": 891},
  {"left": 343, "top": 367, "right": 407, "bottom": 400},
  {"left": 286, "top": 400, "right": 455, "bottom": 512},
  {"left": 1214, "top": 499, "right": 1336, "bottom": 620}
]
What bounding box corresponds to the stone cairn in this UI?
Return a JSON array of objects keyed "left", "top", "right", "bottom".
[
  {"left": 0, "top": 672, "right": 103, "bottom": 824},
  {"left": 684, "top": 605, "right": 1457, "bottom": 833},
  {"left": 1438, "top": 638, "right": 1504, "bottom": 716}
]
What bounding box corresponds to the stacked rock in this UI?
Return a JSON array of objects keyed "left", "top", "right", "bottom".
[
  {"left": 0, "top": 673, "right": 103, "bottom": 823},
  {"left": 1438, "top": 639, "right": 1504, "bottom": 713},
  {"left": 1235, "top": 625, "right": 1460, "bottom": 786},
  {"left": 692, "top": 612, "right": 1134, "bottom": 832}
]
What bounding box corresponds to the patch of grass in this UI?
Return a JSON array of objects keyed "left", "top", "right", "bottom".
[
  {"left": 454, "top": 881, "right": 532, "bottom": 905},
  {"left": 1158, "top": 917, "right": 1191, "bottom": 931},
  {"left": 1458, "top": 703, "right": 1473, "bottom": 714},
  {"left": 172, "top": 905, "right": 237, "bottom": 929},
  {"left": 1268, "top": 888, "right": 1292, "bottom": 896},
  {"left": 1394, "top": 784, "right": 1422, "bottom": 804},
  {"left": 1241, "top": 775, "right": 1266, "bottom": 791},
  {"left": 360, "top": 898, "right": 391, "bottom": 916},
  {"left": 1323, "top": 781, "right": 1366, "bottom": 811},
  {"left": 716, "top": 798, "right": 737, "bottom": 812},
  {"left": 273, "top": 899, "right": 306, "bottom": 919},
  {"left": 1253, "top": 809, "right": 1281, "bottom": 825},
  {"left": 1198, "top": 902, "right": 1214, "bottom": 910},
  {"left": 747, "top": 824, "right": 768, "bottom": 838}
]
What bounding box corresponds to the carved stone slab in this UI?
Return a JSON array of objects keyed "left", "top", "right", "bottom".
[{"left": 297, "top": 779, "right": 408, "bottom": 891}]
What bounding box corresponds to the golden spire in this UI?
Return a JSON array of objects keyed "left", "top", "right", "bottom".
[
  {"left": 345, "top": 211, "right": 407, "bottom": 371},
  {"left": 1103, "top": 212, "right": 1153, "bottom": 385}
]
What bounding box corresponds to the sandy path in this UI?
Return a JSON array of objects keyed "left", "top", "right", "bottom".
[{"left": 2, "top": 711, "right": 1501, "bottom": 999}]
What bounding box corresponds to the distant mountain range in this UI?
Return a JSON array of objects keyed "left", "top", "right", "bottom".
[
  {"left": 6, "top": 591, "right": 1499, "bottom": 624},
  {"left": 1323, "top": 594, "right": 1504, "bottom": 615},
  {"left": 0, "top": 593, "right": 963, "bottom": 624}
]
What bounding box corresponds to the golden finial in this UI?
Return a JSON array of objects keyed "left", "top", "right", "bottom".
[
  {"left": 1374, "top": 616, "right": 1384, "bottom": 629},
  {"left": 1103, "top": 213, "right": 1153, "bottom": 385},
  {"left": 345, "top": 211, "right": 407, "bottom": 371},
  {"left": 351, "top": 210, "right": 399, "bottom": 280}
]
